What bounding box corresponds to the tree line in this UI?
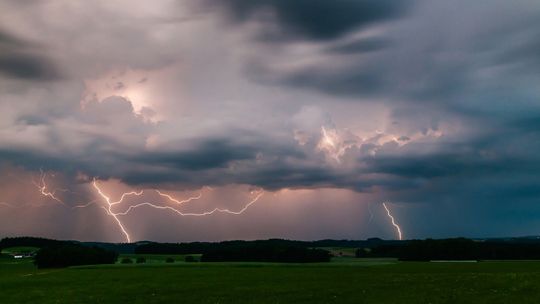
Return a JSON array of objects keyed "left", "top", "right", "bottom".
[
  {"left": 0, "top": 237, "right": 118, "bottom": 268},
  {"left": 201, "top": 242, "right": 331, "bottom": 263},
  {"left": 134, "top": 239, "right": 391, "bottom": 254},
  {"left": 356, "top": 238, "right": 540, "bottom": 260},
  {"left": 0, "top": 237, "right": 71, "bottom": 250},
  {"left": 34, "top": 244, "right": 118, "bottom": 268},
  {"left": 137, "top": 239, "right": 331, "bottom": 262}
]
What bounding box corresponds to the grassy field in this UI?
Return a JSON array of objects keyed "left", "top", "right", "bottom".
[
  {"left": 318, "top": 247, "right": 357, "bottom": 257},
  {"left": 2, "top": 252, "right": 540, "bottom": 303},
  {"left": 1, "top": 246, "right": 39, "bottom": 255}
]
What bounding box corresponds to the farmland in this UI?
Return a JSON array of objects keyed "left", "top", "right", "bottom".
[{"left": 2, "top": 251, "right": 540, "bottom": 303}]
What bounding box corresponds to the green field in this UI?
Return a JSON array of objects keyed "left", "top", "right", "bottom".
[
  {"left": 2, "top": 252, "right": 540, "bottom": 303},
  {"left": 1, "top": 246, "right": 39, "bottom": 255}
]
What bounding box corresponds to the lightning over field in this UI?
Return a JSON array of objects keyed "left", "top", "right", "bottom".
[
  {"left": 382, "top": 203, "right": 403, "bottom": 241},
  {"left": 0, "top": 167, "right": 269, "bottom": 242},
  {"left": 3, "top": 2, "right": 540, "bottom": 303},
  {"left": 91, "top": 179, "right": 264, "bottom": 242}
]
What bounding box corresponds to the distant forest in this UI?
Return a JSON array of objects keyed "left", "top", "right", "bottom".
[
  {"left": 4, "top": 236, "right": 540, "bottom": 264},
  {"left": 34, "top": 244, "right": 118, "bottom": 268},
  {"left": 357, "top": 238, "right": 540, "bottom": 261}
]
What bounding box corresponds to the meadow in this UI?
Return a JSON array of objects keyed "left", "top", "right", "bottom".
[{"left": 2, "top": 250, "right": 540, "bottom": 304}]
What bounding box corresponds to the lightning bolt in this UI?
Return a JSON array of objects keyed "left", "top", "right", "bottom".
[
  {"left": 382, "top": 202, "right": 403, "bottom": 240},
  {"left": 0, "top": 171, "right": 60, "bottom": 209},
  {"left": 321, "top": 126, "right": 336, "bottom": 148},
  {"left": 71, "top": 199, "right": 99, "bottom": 209},
  {"left": 368, "top": 202, "right": 374, "bottom": 224},
  {"left": 1, "top": 170, "right": 263, "bottom": 244},
  {"left": 320, "top": 126, "right": 341, "bottom": 163},
  {"left": 91, "top": 179, "right": 264, "bottom": 243},
  {"left": 32, "top": 169, "right": 66, "bottom": 205},
  {"left": 0, "top": 202, "right": 14, "bottom": 208},
  {"left": 92, "top": 179, "right": 144, "bottom": 243},
  {"left": 155, "top": 189, "right": 203, "bottom": 206},
  {"left": 318, "top": 126, "right": 357, "bottom": 163},
  {"left": 120, "top": 190, "right": 264, "bottom": 217}
]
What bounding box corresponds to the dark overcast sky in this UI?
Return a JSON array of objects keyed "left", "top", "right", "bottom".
[{"left": 1, "top": 0, "right": 540, "bottom": 242}]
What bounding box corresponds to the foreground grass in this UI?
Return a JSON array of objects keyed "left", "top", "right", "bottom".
[{"left": 2, "top": 255, "right": 540, "bottom": 303}]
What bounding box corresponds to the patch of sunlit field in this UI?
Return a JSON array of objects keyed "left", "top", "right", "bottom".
[
  {"left": 114, "top": 254, "right": 201, "bottom": 264},
  {"left": 2, "top": 254, "right": 540, "bottom": 303},
  {"left": 318, "top": 247, "right": 358, "bottom": 257},
  {"left": 1, "top": 246, "right": 39, "bottom": 254}
]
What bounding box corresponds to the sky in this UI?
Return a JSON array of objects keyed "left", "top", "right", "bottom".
[{"left": 1, "top": 0, "right": 540, "bottom": 243}]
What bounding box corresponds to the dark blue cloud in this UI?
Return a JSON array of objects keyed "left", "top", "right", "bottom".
[
  {"left": 209, "top": 0, "right": 413, "bottom": 41},
  {"left": 134, "top": 139, "right": 258, "bottom": 171}
]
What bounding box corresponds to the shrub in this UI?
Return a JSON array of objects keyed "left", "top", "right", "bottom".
[
  {"left": 185, "top": 255, "right": 196, "bottom": 262},
  {"left": 121, "top": 258, "right": 133, "bottom": 264},
  {"left": 165, "top": 257, "right": 175, "bottom": 263},
  {"left": 136, "top": 257, "right": 146, "bottom": 264}
]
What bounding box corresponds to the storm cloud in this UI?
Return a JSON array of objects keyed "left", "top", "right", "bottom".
[{"left": 206, "top": 0, "right": 412, "bottom": 41}]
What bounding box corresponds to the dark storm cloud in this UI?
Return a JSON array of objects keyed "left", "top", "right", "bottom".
[
  {"left": 279, "top": 64, "right": 385, "bottom": 97},
  {"left": 368, "top": 120, "right": 540, "bottom": 219},
  {"left": 1, "top": 0, "right": 539, "bottom": 193},
  {"left": 368, "top": 108, "right": 540, "bottom": 180},
  {"left": 117, "top": 136, "right": 314, "bottom": 187},
  {"left": 365, "top": 152, "right": 529, "bottom": 180},
  {"left": 207, "top": 0, "right": 412, "bottom": 41},
  {"left": 327, "top": 37, "right": 391, "bottom": 54},
  {"left": 1, "top": 0, "right": 540, "bottom": 240},
  {"left": 0, "top": 150, "right": 65, "bottom": 172},
  {"left": 239, "top": 164, "right": 417, "bottom": 192},
  {"left": 195, "top": 0, "right": 416, "bottom": 100},
  {"left": 0, "top": 30, "right": 60, "bottom": 80},
  {"left": 221, "top": 0, "right": 540, "bottom": 119},
  {"left": 0, "top": 30, "right": 24, "bottom": 46},
  {"left": 0, "top": 52, "right": 60, "bottom": 80},
  {"left": 134, "top": 139, "right": 258, "bottom": 170}
]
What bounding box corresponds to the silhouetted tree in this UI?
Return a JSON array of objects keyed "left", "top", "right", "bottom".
[
  {"left": 121, "top": 258, "right": 133, "bottom": 264},
  {"left": 34, "top": 244, "right": 118, "bottom": 268},
  {"left": 136, "top": 257, "right": 146, "bottom": 264}
]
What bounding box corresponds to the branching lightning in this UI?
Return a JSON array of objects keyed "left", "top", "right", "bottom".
[
  {"left": 317, "top": 126, "right": 356, "bottom": 163},
  {"left": 0, "top": 202, "right": 14, "bottom": 208},
  {"left": 92, "top": 179, "right": 144, "bottom": 243},
  {"left": 3, "top": 176, "right": 73, "bottom": 209},
  {"left": 125, "top": 190, "right": 264, "bottom": 217},
  {"left": 1, "top": 170, "right": 402, "bottom": 244},
  {"left": 32, "top": 169, "right": 66, "bottom": 205},
  {"left": 155, "top": 189, "right": 203, "bottom": 206},
  {"left": 0, "top": 171, "right": 264, "bottom": 243},
  {"left": 91, "top": 179, "right": 264, "bottom": 243},
  {"left": 382, "top": 202, "right": 403, "bottom": 240}
]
